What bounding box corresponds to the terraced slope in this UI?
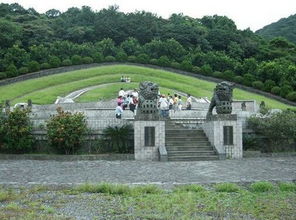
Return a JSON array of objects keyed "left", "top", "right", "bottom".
[{"left": 0, "top": 65, "right": 294, "bottom": 109}]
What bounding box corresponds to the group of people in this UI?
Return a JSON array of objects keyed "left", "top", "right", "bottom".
[
  {"left": 158, "top": 93, "right": 192, "bottom": 118},
  {"left": 120, "top": 76, "right": 131, "bottom": 83},
  {"left": 115, "top": 88, "right": 193, "bottom": 119},
  {"left": 115, "top": 88, "right": 139, "bottom": 119}
]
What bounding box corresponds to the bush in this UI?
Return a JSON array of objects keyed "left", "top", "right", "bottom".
[
  {"left": 101, "top": 124, "right": 133, "bottom": 153},
  {"left": 46, "top": 107, "right": 87, "bottom": 154},
  {"left": 271, "top": 86, "right": 281, "bottom": 95},
  {"left": 18, "top": 67, "right": 29, "bottom": 74},
  {"left": 27, "top": 61, "right": 40, "bottom": 72},
  {"left": 192, "top": 66, "right": 201, "bottom": 74},
  {"left": 49, "top": 56, "right": 61, "bottom": 68},
  {"left": 115, "top": 51, "right": 128, "bottom": 61},
  {"left": 212, "top": 71, "right": 223, "bottom": 79},
  {"left": 278, "top": 182, "right": 296, "bottom": 192},
  {"left": 40, "top": 63, "right": 50, "bottom": 69},
  {"left": 214, "top": 183, "right": 240, "bottom": 192},
  {"left": 252, "top": 80, "right": 264, "bottom": 90},
  {"left": 286, "top": 91, "right": 296, "bottom": 101},
  {"left": 201, "top": 64, "right": 213, "bottom": 76},
  {"left": 71, "top": 55, "right": 82, "bottom": 65},
  {"left": 280, "top": 85, "right": 293, "bottom": 98},
  {"left": 0, "top": 108, "right": 33, "bottom": 153},
  {"left": 250, "top": 182, "right": 274, "bottom": 192},
  {"left": 242, "top": 73, "right": 255, "bottom": 86},
  {"left": 263, "top": 80, "right": 276, "bottom": 92},
  {"left": 61, "top": 59, "right": 72, "bottom": 66},
  {"left": 6, "top": 64, "right": 18, "bottom": 77},
  {"left": 233, "top": 75, "right": 243, "bottom": 84},
  {"left": 180, "top": 60, "right": 193, "bottom": 71},
  {"left": 82, "top": 56, "right": 93, "bottom": 64},
  {"left": 127, "top": 55, "right": 137, "bottom": 63},
  {"left": 104, "top": 56, "right": 116, "bottom": 62},
  {"left": 136, "top": 53, "right": 150, "bottom": 64},
  {"left": 157, "top": 56, "right": 170, "bottom": 67},
  {"left": 222, "top": 70, "right": 235, "bottom": 81},
  {"left": 149, "top": 58, "right": 158, "bottom": 65},
  {"left": 248, "top": 110, "right": 296, "bottom": 152},
  {"left": 0, "top": 72, "right": 7, "bottom": 80},
  {"left": 173, "top": 184, "right": 205, "bottom": 193},
  {"left": 92, "top": 52, "right": 103, "bottom": 63}
]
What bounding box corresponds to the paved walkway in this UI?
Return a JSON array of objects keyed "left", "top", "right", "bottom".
[{"left": 0, "top": 157, "right": 295, "bottom": 186}]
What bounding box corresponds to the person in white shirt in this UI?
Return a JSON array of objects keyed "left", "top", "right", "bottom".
[
  {"left": 186, "top": 94, "right": 192, "bottom": 110},
  {"left": 115, "top": 103, "right": 123, "bottom": 119},
  {"left": 118, "top": 88, "right": 125, "bottom": 97},
  {"left": 158, "top": 95, "right": 169, "bottom": 118}
]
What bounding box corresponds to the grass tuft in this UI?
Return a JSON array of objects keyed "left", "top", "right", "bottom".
[
  {"left": 250, "top": 181, "right": 275, "bottom": 192},
  {"left": 173, "top": 184, "right": 206, "bottom": 193},
  {"left": 278, "top": 182, "right": 296, "bottom": 192},
  {"left": 214, "top": 183, "right": 241, "bottom": 192},
  {"left": 0, "top": 189, "right": 15, "bottom": 202},
  {"left": 131, "top": 185, "right": 163, "bottom": 195},
  {"left": 76, "top": 182, "right": 131, "bottom": 195}
]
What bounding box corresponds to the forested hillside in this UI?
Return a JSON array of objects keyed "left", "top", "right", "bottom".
[
  {"left": 256, "top": 14, "right": 296, "bottom": 44},
  {"left": 0, "top": 3, "right": 296, "bottom": 101}
]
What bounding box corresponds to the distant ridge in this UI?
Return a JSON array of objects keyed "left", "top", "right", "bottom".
[{"left": 256, "top": 14, "right": 296, "bottom": 44}]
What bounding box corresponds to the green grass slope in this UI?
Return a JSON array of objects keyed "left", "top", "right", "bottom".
[{"left": 0, "top": 65, "right": 294, "bottom": 109}]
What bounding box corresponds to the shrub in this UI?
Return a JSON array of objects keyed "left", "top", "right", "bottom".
[
  {"left": 278, "top": 182, "right": 296, "bottom": 192},
  {"left": 82, "top": 56, "right": 93, "bottom": 64},
  {"left": 174, "top": 184, "right": 205, "bottom": 193},
  {"left": 180, "top": 60, "right": 193, "bottom": 71},
  {"left": 76, "top": 182, "right": 131, "bottom": 195},
  {"left": 132, "top": 185, "right": 163, "bottom": 195},
  {"left": 280, "top": 85, "right": 293, "bottom": 98},
  {"left": 71, "top": 55, "right": 82, "bottom": 65},
  {"left": 271, "top": 86, "right": 281, "bottom": 95},
  {"left": 157, "top": 56, "right": 170, "bottom": 67},
  {"left": 248, "top": 110, "right": 296, "bottom": 152},
  {"left": 201, "top": 64, "right": 213, "bottom": 76},
  {"left": 243, "top": 133, "right": 259, "bottom": 151},
  {"left": 0, "top": 72, "right": 7, "bottom": 80},
  {"left": 127, "top": 55, "right": 137, "bottom": 63},
  {"left": 136, "top": 53, "right": 150, "bottom": 64},
  {"left": 61, "top": 59, "right": 72, "bottom": 66},
  {"left": 40, "top": 63, "right": 50, "bottom": 69},
  {"left": 104, "top": 56, "right": 116, "bottom": 62},
  {"left": 233, "top": 75, "right": 243, "bottom": 84},
  {"left": 27, "top": 61, "right": 40, "bottom": 72},
  {"left": 46, "top": 107, "right": 87, "bottom": 154},
  {"left": 192, "top": 66, "right": 201, "bottom": 74},
  {"left": 212, "top": 71, "right": 223, "bottom": 79},
  {"left": 250, "top": 181, "right": 274, "bottom": 192},
  {"left": 0, "top": 108, "right": 33, "bottom": 153},
  {"left": 115, "top": 51, "right": 128, "bottom": 61},
  {"left": 214, "top": 183, "right": 240, "bottom": 192},
  {"left": 242, "top": 73, "right": 255, "bottom": 86},
  {"left": 263, "top": 80, "right": 276, "bottom": 92},
  {"left": 149, "top": 58, "right": 158, "bottom": 65},
  {"left": 6, "top": 64, "right": 18, "bottom": 77},
  {"left": 252, "top": 80, "right": 264, "bottom": 90},
  {"left": 286, "top": 91, "right": 296, "bottom": 101},
  {"left": 49, "top": 56, "right": 61, "bottom": 68},
  {"left": 101, "top": 124, "right": 133, "bottom": 153},
  {"left": 222, "top": 70, "right": 235, "bottom": 80},
  {"left": 92, "top": 52, "right": 103, "bottom": 63},
  {"left": 18, "top": 67, "right": 29, "bottom": 74}
]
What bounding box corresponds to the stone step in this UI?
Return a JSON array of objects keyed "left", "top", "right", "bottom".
[
  {"left": 166, "top": 141, "right": 211, "bottom": 146},
  {"left": 165, "top": 130, "right": 205, "bottom": 135},
  {"left": 168, "top": 155, "right": 219, "bottom": 161},
  {"left": 166, "top": 146, "right": 214, "bottom": 151},
  {"left": 166, "top": 137, "right": 208, "bottom": 141},
  {"left": 168, "top": 151, "right": 216, "bottom": 156}
]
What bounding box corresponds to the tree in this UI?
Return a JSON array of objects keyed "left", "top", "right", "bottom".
[
  {"left": 0, "top": 19, "right": 22, "bottom": 48},
  {"left": 46, "top": 9, "right": 61, "bottom": 18}
]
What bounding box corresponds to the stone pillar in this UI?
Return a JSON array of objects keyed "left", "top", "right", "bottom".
[
  {"left": 134, "top": 120, "right": 165, "bottom": 161},
  {"left": 202, "top": 114, "right": 242, "bottom": 159}
]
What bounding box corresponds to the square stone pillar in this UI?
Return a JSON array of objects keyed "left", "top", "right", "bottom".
[
  {"left": 202, "top": 114, "right": 242, "bottom": 159},
  {"left": 134, "top": 120, "right": 165, "bottom": 160}
]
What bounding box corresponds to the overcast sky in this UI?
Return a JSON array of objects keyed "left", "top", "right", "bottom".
[{"left": 1, "top": 0, "right": 296, "bottom": 31}]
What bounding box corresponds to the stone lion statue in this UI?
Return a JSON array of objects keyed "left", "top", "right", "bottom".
[
  {"left": 137, "top": 81, "right": 159, "bottom": 118},
  {"left": 207, "top": 81, "right": 234, "bottom": 118}
]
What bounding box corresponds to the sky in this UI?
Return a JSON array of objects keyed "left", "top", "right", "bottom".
[{"left": 1, "top": 0, "right": 296, "bottom": 31}]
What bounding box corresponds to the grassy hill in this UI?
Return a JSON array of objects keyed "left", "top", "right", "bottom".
[{"left": 0, "top": 65, "right": 294, "bottom": 109}]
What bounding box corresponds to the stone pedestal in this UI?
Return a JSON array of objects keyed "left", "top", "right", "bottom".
[
  {"left": 134, "top": 120, "right": 165, "bottom": 161},
  {"left": 202, "top": 114, "right": 242, "bottom": 159}
]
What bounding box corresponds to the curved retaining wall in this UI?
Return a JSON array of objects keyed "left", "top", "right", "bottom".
[{"left": 1, "top": 62, "right": 295, "bottom": 106}]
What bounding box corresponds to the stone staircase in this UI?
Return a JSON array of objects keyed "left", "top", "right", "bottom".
[{"left": 165, "top": 121, "right": 219, "bottom": 161}]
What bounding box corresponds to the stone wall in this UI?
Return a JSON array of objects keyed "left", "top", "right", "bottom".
[{"left": 202, "top": 114, "right": 243, "bottom": 159}]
